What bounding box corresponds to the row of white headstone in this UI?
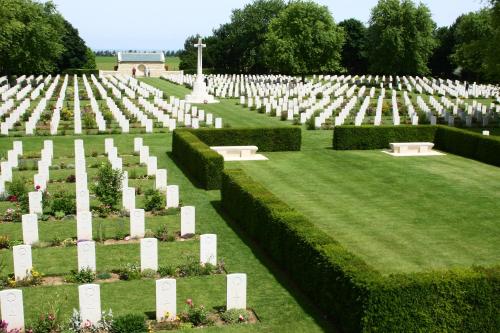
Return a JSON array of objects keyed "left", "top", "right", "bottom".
[
  {"left": 0, "top": 141, "right": 23, "bottom": 195},
  {"left": 0, "top": 273, "right": 247, "bottom": 331}
]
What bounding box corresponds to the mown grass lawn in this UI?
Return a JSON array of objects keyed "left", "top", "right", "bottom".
[{"left": 0, "top": 132, "right": 333, "bottom": 332}]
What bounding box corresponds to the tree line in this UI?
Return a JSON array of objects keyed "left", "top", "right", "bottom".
[
  {"left": 179, "top": 0, "right": 500, "bottom": 82},
  {"left": 0, "top": 0, "right": 95, "bottom": 75}
]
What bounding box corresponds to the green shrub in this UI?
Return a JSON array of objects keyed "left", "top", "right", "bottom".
[
  {"left": 333, "top": 125, "right": 438, "bottom": 150},
  {"left": 7, "top": 177, "right": 29, "bottom": 211},
  {"left": 158, "top": 265, "right": 176, "bottom": 277},
  {"left": 144, "top": 189, "right": 165, "bottom": 212},
  {"left": 154, "top": 224, "right": 175, "bottom": 242},
  {"left": 92, "top": 162, "right": 123, "bottom": 209},
  {"left": 65, "top": 268, "right": 96, "bottom": 284},
  {"left": 220, "top": 169, "right": 500, "bottom": 333},
  {"left": 51, "top": 196, "right": 76, "bottom": 215},
  {"left": 172, "top": 130, "right": 224, "bottom": 190},
  {"left": 180, "top": 299, "right": 212, "bottom": 327},
  {"left": 0, "top": 235, "right": 10, "bottom": 249},
  {"left": 115, "top": 263, "right": 141, "bottom": 281},
  {"left": 111, "top": 314, "right": 147, "bottom": 333},
  {"left": 220, "top": 309, "right": 250, "bottom": 324},
  {"left": 434, "top": 126, "right": 500, "bottom": 167}
]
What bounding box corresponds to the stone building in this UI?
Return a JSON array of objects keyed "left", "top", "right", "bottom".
[{"left": 116, "top": 52, "right": 166, "bottom": 77}]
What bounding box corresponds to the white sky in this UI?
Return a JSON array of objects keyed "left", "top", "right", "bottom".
[{"left": 47, "top": 0, "right": 487, "bottom": 50}]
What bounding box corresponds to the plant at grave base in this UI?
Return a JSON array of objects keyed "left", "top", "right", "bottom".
[
  {"left": 110, "top": 314, "right": 147, "bottom": 333},
  {"left": 82, "top": 110, "right": 97, "bottom": 129},
  {"left": 54, "top": 210, "right": 65, "bottom": 220},
  {"left": 65, "top": 268, "right": 96, "bottom": 284},
  {"left": 67, "top": 309, "right": 114, "bottom": 333},
  {"left": 26, "top": 311, "right": 63, "bottom": 333},
  {"left": 220, "top": 309, "right": 250, "bottom": 324},
  {"left": 2, "top": 207, "right": 22, "bottom": 223},
  {"left": 61, "top": 108, "right": 73, "bottom": 121},
  {"left": 92, "top": 162, "right": 123, "bottom": 209},
  {"left": 61, "top": 238, "right": 76, "bottom": 247},
  {"left": 141, "top": 269, "right": 157, "bottom": 279},
  {"left": 176, "top": 256, "right": 213, "bottom": 277},
  {"left": 144, "top": 189, "right": 165, "bottom": 212},
  {"left": 11, "top": 268, "right": 44, "bottom": 288},
  {"left": 157, "top": 265, "right": 176, "bottom": 277},
  {"left": 0, "top": 236, "right": 10, "bottom": 249},
  {"left": 51, "top": 194, "right": 76, "bottom": 215},
  {"left": 7, "top": 177, "right": 29, "bottom": 212},
  {"left": 154, "top": 225, "right": 175, "bottom": 242},
  {"left": 96, "top": 272, "right": 111, "bottom": 280},
  {"left": 50, "top": 237, "right": 63, "bottom": 247},
  {"left": 91, "top": 151, "right": 98, "bottom": 157},
  {"left": 113, "top": 220, "right": 127, "bottom": 240},
  {"left": 66, "top": 174, "right": 76, "bottom": 183},
  {"left": 115, "top": 263, "right": 141, "bottom": 281},
  {"left": 179, "top": 299, "right": 213, "bottom": 327}
]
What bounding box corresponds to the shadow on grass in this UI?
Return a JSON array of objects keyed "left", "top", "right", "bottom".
[{"left": 210, "top": 200, "right": 340, "bottom": 333}]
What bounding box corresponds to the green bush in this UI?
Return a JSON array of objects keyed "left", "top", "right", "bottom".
[
  {"left": 143, "top": 189, "right": 165, "bottom": 212},
  {"left": 333, "top": 125, "right": 437, "bottom": 150},
  {"left": 111, "top": 314, "right": 147, "bottom": 333},
  {"left": 434, "top": 126, "right": 500, "bottom": 167},
  {"left": 92, "top": 162, "right": 123, "bottom": 209},
  {"left": 172, "top": 127, "right": 301, "bottom": 190},
  {"left": 7, "top": 177, "right": 29, "bottom": 212},
  {"left": 65, "top": 268, "right": 96, "bottom": 284},
  {"left": 220, "top": 169, "right": 500, "bottom": 333},
  {"left": 172, "top": 130, "right": 224, "bottom": 190},
  {"left": 51, "top": 196, "right": 76, "bottom": 215}
]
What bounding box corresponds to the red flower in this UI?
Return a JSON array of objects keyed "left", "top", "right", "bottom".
[
  {"left": 35, "top": 185, "right": 41, "bottom": 190},
  {"left": 238, "top": 314, "right": 244, "bottom": 322},
  {"left": 8, "top": 195, "right": 17, "bottom": 202}
]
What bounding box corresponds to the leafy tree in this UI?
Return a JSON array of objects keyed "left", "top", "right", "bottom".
[
  {"left": 58, "top": 19, "right": 96, "bottom": 70},
  {"left": 92, "top": 162, "right": 123, "bottom": 209},
  {"left": 366, "top": 0, "right": 437, "bottom": 75},
  {"left": 338, "top": 19, "right": 368, "bottom": 74},
  {"left": 263, "top": 1, "right": 344, "bottom": 78},
  {"left": 179, "top": 34, "right": 215, "bottom": 71},
  {"left": 451, "top": 10, "right": 492, "bottom": 81},
  {"left": 484, "top": 0, "right": 500, "bottom": 81},
  {"left": 428, "top": 26, "right": 457, "bottom": 78},
  {"left": 0, "top": 0, "right": 65, "bottom": 74}
]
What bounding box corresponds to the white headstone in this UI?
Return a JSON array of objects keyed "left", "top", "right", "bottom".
[
  {"left": 180, "top": 206, "right": 195, "bottom": 237},
  {"left": 21, "top": 214, "right": 38, "bottom": 245},
  {"left": 215, "top": 118, "right": 222, "bottom": 129},
  {"left": 227, "top": 273, "right": 247, "bottom": 310},
  {"left": 13, "top": 245, "right": 32, "bottom": 281},
  {"left": 139, "top": 146, "right": 149, "bottom": 165},
  {"left": 1, "top": 162, "right": 12, "bottom": 182},
  {"left": 77, "top": 241, "right": 96, "bottom": 272},
  {"left": 483, "top": 130, "right": 490, "bottom": 136},
  {"left": 76, "top": 189, "right": 90, "bottom": 213},
  {"left": 122, "top": 187, "right": 136, "bottom": 211},
  {"left": 140, "top": 238, "right": 158, "bottom": 271},
  {"left": 155, "top": 169, "right": 167, "bottom": 192},
  {"left": 130, "top": 208, "right": 145, "bottom": 238},
  {"left": 77, "top": 211, "right": 93, "bottom": 241},
  {"left": 0, "top": 289, "right": 24, "bottom": 332},
  {"left": 78, "top": 284, "right": 101, "bottom": 325},
  {"left": 13, "top": 141, "right": 23, "bottom": 156},
  {"left": 147, "top": 156, "right": 157, "bottom": 176},
  {"left": 104, "top": 138, "right": 114, "bottom": 154},
  {"left": 134, "top": 138, "right": 143, "bottom": 152},
  {"left": 156, "top": 279, "right": 176, "bottom": 322},
  {"left": 200, "top": 234, "right": 217, "bottom": 265},
  {"left": 166, "top": 185, "right": 179, "bottom": 208},
  {"left": 28, "top": 191, "right": 42, "bottom": 214}
]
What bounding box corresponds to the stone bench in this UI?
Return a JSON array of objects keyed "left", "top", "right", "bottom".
[
  {"left": 210, "top": 146, "right": 267, "bottom": 161},
  {"left": 389, "top": 142, "right": 436, "bottom": 156}
]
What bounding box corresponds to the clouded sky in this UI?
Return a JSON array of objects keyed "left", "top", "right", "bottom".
[{"left": 47, "top": 0, "right": 486, "bottom": 50}]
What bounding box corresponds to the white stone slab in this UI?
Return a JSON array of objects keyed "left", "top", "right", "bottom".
[
  {"left": 122, "top": 187, "right": 136, "bottom": 211},
  {"left": 77, "top": 211, "right": 93, "bottom": 241},
  {"left": 130, "top": 208, "right": 145, "bottom": 238},
  {"left": 13, "top": 245, "right": 32, "bottom": 281},
  {"left": 21, "top": 214, "right": 38, "bottom": 245},
  {"left": 139, "top": 146, "right": 149, "bottom": 165},
  {"left": 78, "top": 241, "right": 96, "bottom": 272},
  {"left": 156, "top": 278, "right": 176, "bottom": 321},
  {"left": 227, "top": 273, "right": 247, "bottom": 310},
  {"left": 180, "top": 206, "right": 195, "bottom": 237},
  {"left": 200, "top": 234, "right": 217, "bottom": 265},
  {"left": 0, "top": 289, "right": 24, "bottom": 332},
  {"left": 28, "top": 191, "right": 42, "bottom": 214},
  {"left": 166, "top": 185, "right": 179, "bottom": 209},
  {"left": 147, "top": 156, "right": 157, "bottom": 176},
  {"left": 134, "top": 138, "right": 143, "bottom": 152},
  {"left": 155, "top": 169, "right": 167, "bottom": 192},
  {"left": 78, "top": 284, "right": 101, "bottom": 325},
  {"left": 76, "top": 189, "right": 90, "bottom": 213},
  {"left": 140, "top": 238, "right": 158, "bottom": 271}
]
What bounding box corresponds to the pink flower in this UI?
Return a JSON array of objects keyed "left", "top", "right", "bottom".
[
  {"left": 238, "top": 314, "right": 244, "bottom": 322},
  {"left": 84, "top": 320, "right": 92, "bottom": 328},
  {"left": 186, "top": 298, "right": 193, "bottom": 307},
  {"left": 124, "top": 236, "right": 131, "bottom": 241}
]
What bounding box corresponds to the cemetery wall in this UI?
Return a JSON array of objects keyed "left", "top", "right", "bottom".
[
  {"left": 220, "top": 169, "right": 500, "bottom": 333},
  {"left": 333, "top": 125, "right": 438, "bottom": 150},
  {"left": 172, "top": 127, "right": 301, "bottom": 189}
]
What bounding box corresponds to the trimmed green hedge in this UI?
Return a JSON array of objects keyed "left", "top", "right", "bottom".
[
  {"left": 62, "top": 68, "right": 100, "bottom": 75},
  {"left": 171, "top": 131, "right": 223, "bottom": 190},
  {"left": 435, "top": 126, "right": 500, "bottom": 167},
  {"left": 333, "top": 125, "right": 437, "bottom": 150},
  {"left": 191, "top": 127, "right": 302, "bottom": 152},
  {"left": 172, "top": 127, "right": 301, "bottom": 189},
  {"left": 221, "top": 169, "right": 500, "bottom": 332}
]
